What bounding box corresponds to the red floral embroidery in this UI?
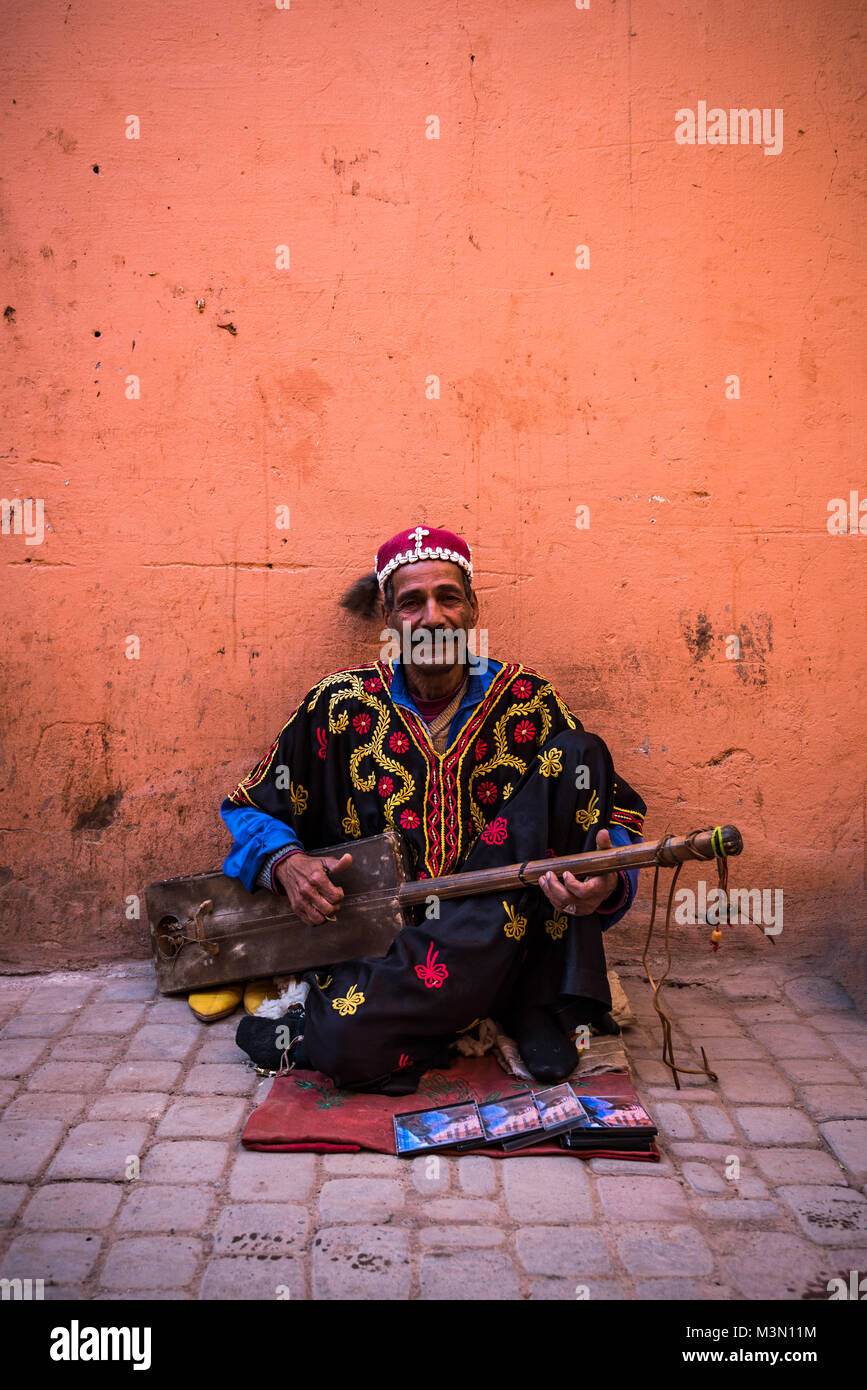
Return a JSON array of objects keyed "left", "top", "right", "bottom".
[
  {"left": 514, "top": 719, "right": 536, "bottom": 743},
  {"left": 415, "top": 869, "right": 429, "bottom": 879},
  {"left": 414, "top": 941, "right": 449, "bottom": 989},
  {"left": 512, "top": 678, "right": 533, "bottom": 700},
  {"left": 315, "top": 728, "right": 328, "bottom": 760},
  {"left": 400, "top": 808, "right": 420, "bottom": 830},
  {"left": 481, "top": 817, "right": 508, "bottom": 846},
  {"left": 389, "top": 730, "right": 410, "bottom": 754},
  {"left": 476, "top": 780, "right": 498, "bottom": 805},
  {"left": 364, "top": 676, "right": 382, "bottom": 693},
  {"left": 378, "top": 775, "right": 394, "bottom": 797},
  {"left": 474, "top": 740, "right": 488, "bottom": 762},
  {"left": 353, "top": 712, "right": 371, "bottom": 735}
]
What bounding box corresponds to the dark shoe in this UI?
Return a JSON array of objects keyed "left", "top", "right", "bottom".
[
  {"left": 550, "top": 995, "right": 620, "bottom": 1037},
  {"left": 235, "top": 1005, "right": 305, "bottom": 1070},
  {"left": 513, "top": 1004, "right": 579, "bottom": 1084},
  {"left": 592, "top": 1011, "right": 621, "bottom": 1037}
]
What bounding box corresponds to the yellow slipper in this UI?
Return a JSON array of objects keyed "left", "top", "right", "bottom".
[
  {"left": 188, "top": 984, "right": 244, "bottom": 1023},
  {"left": 243, "top": 978, "right": 282, "bottom": 1016}
]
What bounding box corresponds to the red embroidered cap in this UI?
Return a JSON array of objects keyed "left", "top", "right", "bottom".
[{"left": 375, "top": 525, "right": 473, "bottom": 589}]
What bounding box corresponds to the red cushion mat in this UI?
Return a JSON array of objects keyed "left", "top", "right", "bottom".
[{"left": 241, "top": 1055, "right": 660, "bottom": 1161}]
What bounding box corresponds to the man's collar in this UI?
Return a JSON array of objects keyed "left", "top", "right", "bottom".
[{"left": 387, "top": 657, "right": 499, "bottom": 711}]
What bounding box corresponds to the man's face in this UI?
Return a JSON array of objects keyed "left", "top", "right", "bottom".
[{"left": 383, "top": 560, "right": 480, "bottom": 670}]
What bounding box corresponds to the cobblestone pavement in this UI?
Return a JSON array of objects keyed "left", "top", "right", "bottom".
[{"left": 1, "top": 960, "right": 866, "bottom": 1300}]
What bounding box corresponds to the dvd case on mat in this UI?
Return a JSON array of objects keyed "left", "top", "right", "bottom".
[
  {"left": 479, "top": 1083, "right": 591, "bottom": 1151},
  {"left": 393, "top": 1083, "right": 626, "bottom": 1156},
  {"left": 392, "top": 1101, "right": 485, "bottom": 1155},
  {"left": 559, "top": 1095, "right": 658, "bottom": 1149},
  {"left": 478, "top": 1090, "right": 544, "bottom": 1147}
]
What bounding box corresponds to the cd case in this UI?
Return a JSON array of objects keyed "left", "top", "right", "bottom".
[
  {"left": 559, "top": 1094, "right": 658, "bottom": 1149},
  {"left": 478, "top": 1091, "right": 545, "bottom": 1150},
  {"left": 392, "top": 1088, "right": 657, "bottom": 1156},
  {"left": 479, "top": 1083, "right": 590, "bottom": 1151},
  {"left": 534, "top": 1083, "right": 591, "bottom": 1136},
  {"left": 393, "top": 1101, "right": 485, "bottom": 1156}
]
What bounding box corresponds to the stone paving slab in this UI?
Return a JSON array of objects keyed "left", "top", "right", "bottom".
[
  {"left": 47, "top": 1122, "right": 151, "bottom": 1181},
  {"left": 21, "top": 1183, "right": 122, "bottom": 1230},
  {"left": 213, "top": 1201, "right": 309, "bottom": 1256},
  {"left": 140, "top": 1140, "right": 228, "bottom": 1184},
  {"left": 319, "top": 1177, "right": 406, "bottom": 1222},
  {"left": 50, "top": 1036, "right": 123, "bottom": 1063},
  {"left": 717, "top": 1230, "right": 867, "bottom": 1300},
  {"left": 68, "top": 1003, "right": 148, "bottom": 1036},
  {"left": 615, "top": 1223, "right": 715, "bottom": 1277},
  {"left": 1, "top": 960, "right": 866, "bottom": 1301},
  {"left": 0, "top": 1231, "right": 102, "bottom": 1283},
  {"left": 88, "top": 1093, "right": 168, "bottom": 1122},
  {"left": 313, "top": 1225, "right": 411, "bottom": 1300},
  {"left": 5, "top": 1093, "right": 89, "bottom": 1123},
  {"left": 0, "top": 1012, "right": 78, "bottom": 1038},
  {"left": 515, "top": 1223, "right": 611, "bottom": 1275},
  {"left": 156, "top": 1097, "right": 248, "bottom": 1139},
  {"left": 419, "top": 1247, "right": 519, "bottom": 1300},
  {"left": 117, "top": 1184, "right": 216, "bottom": 1234},
  {"left": 0, "top": 1039, "right": 50, "bottom": 1077},
  {"left": 777, "top": 1185, "right": 867, "bottom": 1245},
  {"left": 820, "top": 1119, "right": 867, "bottom": 1176},
  {"left": 1, "top": 1118, "right": 66, "bottom": 1181},
  {"left": 200, "top": 1254, "right": 305, "bottom": 1301},
  {"left": 99, "top": 1237, "right": 203, "bottom": 1291}
]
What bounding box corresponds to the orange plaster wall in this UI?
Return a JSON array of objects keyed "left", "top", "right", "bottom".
[{"left": 1, "top": 2, "right": 865, "bottom": 999}]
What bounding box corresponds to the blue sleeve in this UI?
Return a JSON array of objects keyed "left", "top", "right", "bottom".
[
  {"left": 219, "top": 798, "right": 303, "bottom": 894},
  {"left": 598, "top": 822, "right": 640, "bottom": 931}
]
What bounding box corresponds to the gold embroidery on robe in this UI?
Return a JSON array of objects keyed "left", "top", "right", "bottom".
[
  {"left": 502, "top": 902, "right": 527, "bottom": 940},
  {"left": 332, "top": 984, "right": 365, "bottom": 1016},
  {"left": 545, "top": 911, "right": 569, "bottom": 941},
  {"left": 539, "top": 747, "right": 563, "bottom": 778},
  {"left": 469, "top": 685, "right": 555, "bottom": 831},
  {"left": 330, "top": 673, "right": 416, "bottom": 825},
  {"left": 575, "top": 788, "right": 600, "bottom": 829}
]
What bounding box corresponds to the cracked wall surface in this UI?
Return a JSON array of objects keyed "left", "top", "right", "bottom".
[{"left": 0, "top": 1, "right": 864, "bottom": 1002}]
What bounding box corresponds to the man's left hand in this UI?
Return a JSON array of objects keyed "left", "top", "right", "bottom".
[{"left": 539, "top": 828, "right": 620, "bottom": 916}]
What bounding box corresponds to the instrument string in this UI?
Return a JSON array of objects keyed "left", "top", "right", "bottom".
[
  {"left": 641, "top": 828, "right": 721, "bottom": 1089},
  {"left": 157, "top": 885, "right": 406, "bottom": 955},
  {"left": 158, "top": 822, "right": 741, "bottom": 1087}
]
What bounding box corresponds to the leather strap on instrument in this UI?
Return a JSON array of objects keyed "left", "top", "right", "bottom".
[
  {"left": 190, "top": 900, "right": 218, "bottom": 956},
  {"left": 159, "top": 899, "right": 219, "bottom": 968}
]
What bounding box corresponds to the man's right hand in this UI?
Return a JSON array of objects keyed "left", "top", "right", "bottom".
[{"left": 274, "top": 851, "right": 353, "bottom": 926}]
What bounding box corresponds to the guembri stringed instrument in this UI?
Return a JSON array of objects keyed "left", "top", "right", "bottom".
[{"left": 146, "top": 824, "right": 743, "bottom": 996}]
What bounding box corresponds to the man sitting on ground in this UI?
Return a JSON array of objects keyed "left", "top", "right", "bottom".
[{"left": 191, "top": 525, "right": 646, "bottom": 1094}]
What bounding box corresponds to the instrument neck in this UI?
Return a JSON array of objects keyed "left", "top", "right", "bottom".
[{"left": 397, "top": 827, "right": 740, "bottom": 908}]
